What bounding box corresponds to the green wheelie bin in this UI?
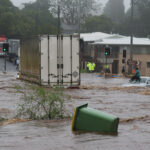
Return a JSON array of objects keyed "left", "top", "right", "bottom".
[{"left": 72, "top": 104, "right": 119, "bottom": 134}]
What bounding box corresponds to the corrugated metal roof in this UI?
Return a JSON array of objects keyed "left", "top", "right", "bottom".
[
  {"left": 80, "top": 32, "right": 150, "bottom": 46},
  {"left": 80, "top": 32, "right": 111, "bottom": 42},
  {"left": 93, "top": 37, "right": 150, "bottom": 46}
]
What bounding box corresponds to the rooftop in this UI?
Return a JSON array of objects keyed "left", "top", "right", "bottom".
[{"left": 80, "top": 32, "right": 150, "bottom": 46}]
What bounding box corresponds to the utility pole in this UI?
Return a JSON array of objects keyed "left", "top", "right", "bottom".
[
  {"left": 36, "top": 0, "right": 39, "bottom": 34},
  {"left": 57, "top": 5, "right": 60, "bottom": 35},
  {"left": 4, "top": 53, "right": 6, "bottom": 72},
  {"left": 78, "top": 0, "right": 81, "bottom": 34},
  {"left": 129, "top": 0, "right": 134, "bottom": 74},
  {"left": 3, "top": 43, "right": 9, "bottom": 73}
]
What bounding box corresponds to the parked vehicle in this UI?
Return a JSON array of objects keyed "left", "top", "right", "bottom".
[
  {"left": 7, "top": 39, "right": 20, "bottom": 64},
  {"left": 20, "top": 35, "right": 80, "bottom": 88},
  {"left": 122, "top": 76, "right": 150, "bottom": 87},
  {"left": 0, "top": 36, "right": 7, "bottom": 56},
  {"left": 0, "top": 43, "right": 5, "bottom": 56}
]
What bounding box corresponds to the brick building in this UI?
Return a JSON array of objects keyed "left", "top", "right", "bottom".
[{"left": 80, "top": 32, "right": 150, "bottom": 76}]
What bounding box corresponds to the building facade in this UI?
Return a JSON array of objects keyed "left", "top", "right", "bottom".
[{"left": 80, "top": 32, "right": 150, "bottom": 76}]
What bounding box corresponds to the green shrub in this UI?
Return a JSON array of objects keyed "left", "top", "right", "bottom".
[
  {"left": 17, "top": 86, "right": 70, "bottom": 120},
  {"left": 80, "top": 69, "right": 88, "bottom": 73},
  {"left": 0, "top": 117, "right": 6, "bottom": 122},
  {"left": 13, "top": 84, "right": 24, "bottom": 93}
]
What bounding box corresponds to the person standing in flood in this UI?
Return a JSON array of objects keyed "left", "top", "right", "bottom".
[
  {"left": 87, "top": 62, "right": 95, "bottom": 73},
  {"left": 16, "top": 58, "right": 20, "bottom": 71},
  {"left": 91, "top": 62, "right": 96, "bottom": 72},
  {"left": 87, "top": 62, "right": 91, "bottom": 72}
]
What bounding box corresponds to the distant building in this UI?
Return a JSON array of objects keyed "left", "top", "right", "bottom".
[{"left": 80, "top": 32, "right": 150, "bottom": 76}]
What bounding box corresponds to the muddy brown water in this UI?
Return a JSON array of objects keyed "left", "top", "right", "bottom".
[{"left": 0, "top": 72, "right": 150, "bottom": 150}]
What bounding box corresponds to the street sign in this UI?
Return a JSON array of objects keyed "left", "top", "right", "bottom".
[{"left": 127, "top": 59, "right": 136, "bottom": 65}]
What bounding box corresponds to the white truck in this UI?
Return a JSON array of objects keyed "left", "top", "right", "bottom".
[{"left": 20, "top": 35, "right": 80, "bottom": 88}]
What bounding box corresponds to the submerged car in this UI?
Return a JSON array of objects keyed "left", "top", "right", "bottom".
[{"left": 122, "top": 76, "right": 150, "bottom": 87}]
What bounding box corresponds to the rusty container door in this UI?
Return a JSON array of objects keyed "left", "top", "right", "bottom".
[{"left": 20, "top": 36, "right": 41, "bottom": 83}]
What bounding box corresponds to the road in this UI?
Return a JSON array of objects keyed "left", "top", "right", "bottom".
[
  {"left": 0, "top": 63, "right": 150, "bottom": 150},
  {"left": 0, "top": 58, "right": 16, "bottom": 72}
]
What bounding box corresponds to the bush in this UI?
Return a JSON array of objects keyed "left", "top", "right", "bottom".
[
  {"left": 0, "top": 117, "right": 6, "bottom": 122},
  {"left": 17, "top": 86, "right": 69, "bottom": 120},
  {"left": 80, "top": 69, "right": 88, "bottom": 73}
]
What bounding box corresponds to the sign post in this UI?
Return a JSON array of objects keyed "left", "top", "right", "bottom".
[
  {"left": 4, "top": 52, "right": 6, "bottom": 72},
  {"left": 2, "top": 43, "right": 9, "bottom": 73}
]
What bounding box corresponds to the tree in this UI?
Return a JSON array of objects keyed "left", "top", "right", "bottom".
[
  {"left": 0, "top": 0, "right": 20, "bottom": 37},
  {"left": 49, "top": 0, "right": 101, "bottom": 25},
  {"left": 81, "top": 15, "right": 113, "bottom": 33},
  {"left": 0, "top": 0, "right": 58, "bottom": 37},
  {"left": 21, "top": 0, "right": 58, "bottom": 35},
  {"left": 0, "top": 0, "right": 104, "bottom": 37},
  {"left": 135, "top": 0, "right": 150, "bottom": 36},
  {"left": 115, "top": 0, "right": 150, "bottom": 37},
  {"left": 104, "top": 0, "right": 125, "bottom": 24}
]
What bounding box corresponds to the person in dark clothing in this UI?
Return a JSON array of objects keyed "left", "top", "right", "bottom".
[{"left": 130, "top": 68, "right": 141, "bottom": 82}]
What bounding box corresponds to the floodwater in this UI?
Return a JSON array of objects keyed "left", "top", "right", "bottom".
[{"left": 0, "top": 61, "right": 150, "bottom": 150}]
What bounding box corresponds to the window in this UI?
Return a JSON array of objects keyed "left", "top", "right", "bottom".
[
  {"left": 140, "top": 78, "right": 147, "bottom": 83},
  {"left": 147, "top": 62, "right": 150, "bottom": 68},
  {"left": 97, "top": 49, "right": 101, "bottom": 57}
]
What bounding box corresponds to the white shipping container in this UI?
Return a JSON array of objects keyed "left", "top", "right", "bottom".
[{"left": 20, "top": 35, "right": 80, "bottom": 88}]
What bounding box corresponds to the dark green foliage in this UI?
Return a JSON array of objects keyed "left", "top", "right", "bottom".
[
  {"left": 0, "top": 0, "right": 102, "bottom": 37},
  {"left": 0, "top": 0, "right": 58, "bottom": 37},
  {"left": 81, "top": 15, "right": 113, "bottom": 33},
  {"left": 104, "top": 0, "right": 125, "bottom": 24},
  {"left": 21, "top": 0, "right": 58, "bottom": 35},
  {"left": 113, "top": 0, "right": 150, "bottom": 37},
  {"left": 50, "top": 0, "right": 101, "bottom": 25},
  {"left": 1, "top": 0, "right": 150, "bottom": 38},
  {"left": 80, "top": 69, "right": 88, "bottom": 73},
  {"left": 0, "top": 116, "right": 6, "bottom": 122},
  {"left": 0, "top": 0, "right": 18, "bottom": 36},
  {"left": 134, "top": 0, "right": 150, "bottom": 36}
]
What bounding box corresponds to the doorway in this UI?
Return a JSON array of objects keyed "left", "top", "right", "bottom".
[{"left": 112, "top": 60, "right": 119, "bottom": 74}]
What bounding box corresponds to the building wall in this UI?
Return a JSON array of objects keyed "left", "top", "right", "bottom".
[
  {"left": 119, "top": 45, "right": 150, "bottom": 76},
  {"left": 81, "top": 41, "right": 150, "bottom": 75},
  {"left": 134, "top": 54, "right": 150, "bottom": 76}
]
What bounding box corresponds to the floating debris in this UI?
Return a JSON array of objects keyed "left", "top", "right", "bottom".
[
  {"left": 120, "top": 115, "right": 149, "bottom": 123},
  {"left": 72, "top": 104, "right": 119, "bottom": 134},
  {"left": 0, "top": 118, "right": 30, "bottom": 126}
]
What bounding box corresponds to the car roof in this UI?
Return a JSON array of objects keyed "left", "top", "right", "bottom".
[{"left": 141, "top": 76, "right": 150, "bottom": 79}]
